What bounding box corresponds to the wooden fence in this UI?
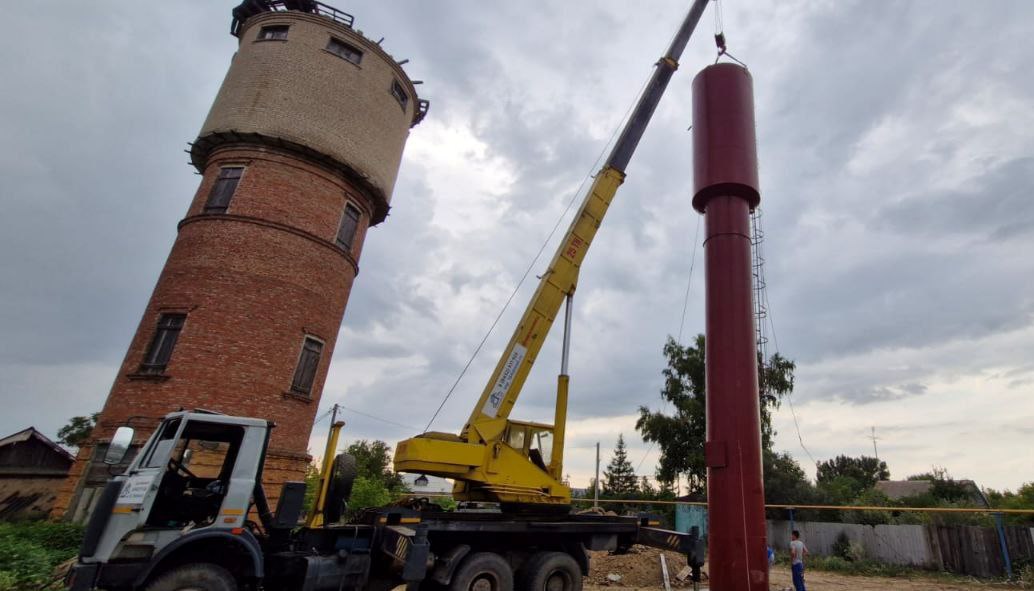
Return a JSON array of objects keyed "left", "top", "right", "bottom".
[{"left": 767, "top": 519, "right": 1034, "bottom": 578}]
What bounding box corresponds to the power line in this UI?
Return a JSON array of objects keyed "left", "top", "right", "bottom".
[
  {"left": 636, "top": 209, "right": 703, "bottom": 476},
  {"left": 423, "top": 73, "right": 653, "bottom": 432},
  {"left": 339, "top": 404, "right": 421, "bottom": 432},
  {"left": 757, "top": 228, "right": 817, "bottom": 467}
]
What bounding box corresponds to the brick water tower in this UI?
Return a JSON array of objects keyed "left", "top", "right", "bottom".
[{"left": 55, "top": 0, "right": 427, "bottom": 520}]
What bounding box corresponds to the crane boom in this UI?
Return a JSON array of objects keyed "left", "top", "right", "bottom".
[{"left": 395, "top": 0, "right": 710, "bottom": 506}]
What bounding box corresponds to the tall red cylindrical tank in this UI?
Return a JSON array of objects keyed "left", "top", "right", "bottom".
[{"left": 691, "top": 63, "right": 767, "bottom": 591}]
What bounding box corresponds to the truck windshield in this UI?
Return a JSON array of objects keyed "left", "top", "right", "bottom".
[{"left": 142, "top": 418, "right": 183, "bottom": 468}]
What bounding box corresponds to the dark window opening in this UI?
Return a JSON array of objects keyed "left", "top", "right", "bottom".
[
  {"left": 391, "top": 80, "right": 409, "bottom": 110},
  {"left": 205, "top": 166, "right": 244, "bottom": 213},
  {"left": 326, "top": 38, "right": 362, "bottom": 65},
  {"left": 257, "top": 25, "right": 289, "bottom": 41},
  {"left": 140, "top": 313, "right": 186, "bottom": 375},
  {"left": 290, "top": 337, "right": 324, "bottom": 396},
  {"left": 336, "top": 203, "right": 361, "bottom": 250}
]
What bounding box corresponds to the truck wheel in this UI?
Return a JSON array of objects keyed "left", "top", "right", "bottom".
[
  {"left": 520, "top": 552, "right": 581, "bottom": 591},
  {"left": 324, "top": 452, "right": 358, "bottom": 523},
  {"left": 449, "top": 552, "right": 513, "bottom": 591},
  {"left": 145, "top": 563, "right": 237, "bottom": 591}
]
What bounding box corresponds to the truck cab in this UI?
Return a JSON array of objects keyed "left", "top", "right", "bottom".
[{"left": 69, "top": 411, "right": 273, "bottom": 591}]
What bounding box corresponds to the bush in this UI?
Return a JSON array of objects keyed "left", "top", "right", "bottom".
[
  {"left": 0, "top": 521, "right": 83, "bottom": 590},
  {"left": 1020, "top": 563, "right": 1034, "bottom": 589},
  {"left": 827, "top": 531, "right": 866, "bottom": 563}
]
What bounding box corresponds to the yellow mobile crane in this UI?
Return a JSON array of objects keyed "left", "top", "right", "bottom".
[{"left": 394, "top": 0, "right": 711, "bottom": 507}]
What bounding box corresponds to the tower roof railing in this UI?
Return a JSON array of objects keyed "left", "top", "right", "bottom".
[{"left": 231, "top": 0, "right": 355, "bottom": 37}]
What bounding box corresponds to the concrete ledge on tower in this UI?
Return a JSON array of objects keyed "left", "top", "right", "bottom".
[
  {"left": 189, "top": 132, "right": 391, "bottom": 225},
  {"left": 282, "top": 390, "right": 314, "bottom": 404}
]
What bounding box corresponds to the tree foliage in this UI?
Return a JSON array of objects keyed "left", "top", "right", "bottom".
[
  {"left": 763, "top": 450, "right": 815, "bottom": 505},
  {"left": 346, "top": 439, "right": 405, "bottom": 491},
  {"left": 817, "top": 455, "right": 889, "bottom": 488},
  {"left": 602, "top": 435, "right": 639, "bottom": 496},
  {"left": 635, "top": 335, "right": 796, "bottom": 495},
  {"left": 57, "top": 412, "right": 99, "bottom": 449}
]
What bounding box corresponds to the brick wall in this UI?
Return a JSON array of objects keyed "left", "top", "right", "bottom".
[{"left": 54, "top": 145, "right": 374, "bottom": 518}]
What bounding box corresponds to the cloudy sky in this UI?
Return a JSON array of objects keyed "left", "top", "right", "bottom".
[{"left": 2, "top": 1, "right": 1033, "bottom": 493}]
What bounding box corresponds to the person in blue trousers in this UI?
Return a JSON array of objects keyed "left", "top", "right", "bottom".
[{"left": 790, "top": 529, "right": 809, "bottom": 591}]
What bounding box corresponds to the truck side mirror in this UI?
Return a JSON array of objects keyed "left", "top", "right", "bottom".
[{"left": 103, "top": 426, "right": 134, "bottom": 465}]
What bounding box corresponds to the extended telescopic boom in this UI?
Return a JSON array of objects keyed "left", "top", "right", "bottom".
[{"left": 395, "top": 0, "right": 711, "bottom": 505}]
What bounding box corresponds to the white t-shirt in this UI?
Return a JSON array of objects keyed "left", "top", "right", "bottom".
[{"left": 790, "top": 539, "right": 807, "bottom": 565}]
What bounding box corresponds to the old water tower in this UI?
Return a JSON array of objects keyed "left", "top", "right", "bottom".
[{"left": 56, "top": 0, "right": 427, "bottom": 520}]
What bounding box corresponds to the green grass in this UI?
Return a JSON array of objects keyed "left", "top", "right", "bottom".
[{"left": 0, "top": 521, "right": 83, "bottom": 591}]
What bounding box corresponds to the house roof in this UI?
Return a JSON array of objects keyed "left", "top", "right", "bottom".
[
  {"left": 874, "top": 480, "right": 934, "bottom": 499},
  {"left": 0, "top": 427, "right": 74, "bottom": 462}
]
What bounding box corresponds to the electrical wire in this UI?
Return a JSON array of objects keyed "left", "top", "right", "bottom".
[
  {"left": 311, "top": 407, "right": 335, "bottom": 426},
  {"left": 676, "top": 215, "right": 703, "bottom": 346},
  {"left": 761, "top": 246, "right": 817, "bottom": 466},
  {"left": 422, "top": 72, "right": 654, "bottom": 433},
  {"left": 339, "top": 404, "right": 421, "bottom": 432},
  {"left": 635, "top": 209, "right": 702, "bottom": 476}
]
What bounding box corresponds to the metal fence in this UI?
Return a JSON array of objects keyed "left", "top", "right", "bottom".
[{"left": 766, "top": 519, "right": 1034, "bottom": 578}]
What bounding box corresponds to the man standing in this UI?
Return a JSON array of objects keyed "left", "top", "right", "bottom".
[{"left": 790, "top": 529, "right": 808, "bottom": 591}]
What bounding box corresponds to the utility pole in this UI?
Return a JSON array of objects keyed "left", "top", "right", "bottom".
[
  {"left": 869, "top": 426, "right": 879, "bottom": 460},
  {"left": 594, "top": 442, "right": 600, "bottom": 508}
]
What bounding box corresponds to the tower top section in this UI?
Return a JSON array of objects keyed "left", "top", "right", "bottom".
[
  {"left": 231, "top": 0, "right": 356, "bottom": 37},
  {"left": 193, "top": 1, "right": 429, "bottom": 223}
]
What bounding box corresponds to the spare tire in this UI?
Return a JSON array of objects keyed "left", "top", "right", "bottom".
[{"left": 323, "top": 452, "right": 357, "bottom": 524}]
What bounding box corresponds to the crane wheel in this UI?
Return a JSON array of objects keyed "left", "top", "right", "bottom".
[
  {"left": 448, "top": 552, "right": 513, "bottom": 591},
  {"left": 324, "top": 452, "right": 358, "bottom": 524},
  {"left": 144, "top": 563, "right": 237, "bottom": 591},
  {"left": 519, "top": 552, "right": 581, "bottom": 591}
]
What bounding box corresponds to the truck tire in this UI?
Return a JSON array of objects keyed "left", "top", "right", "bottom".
[
  {"left": 145, "top": 563, "right": 237, "bottom": 591},
  {"left": 324, "top": 452, "right": 358, "bottom": 523},
  {"left": 520, "top": 552, "right": 581, "bottom": 591},
  {"left": 449, "top": 552, "right": 513, "bottom": 591}
]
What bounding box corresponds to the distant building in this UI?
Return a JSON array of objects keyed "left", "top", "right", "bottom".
[
  {"left": 875, "top": 479, "right": 988, "bottom": 506},
  {"left": 874, "top": 480, "right": 934, "bottom": 500},
  {"left": 0, "top": 428, "right": 73, "bottom": 520},
  {"left": 401, "top": 473, "right": 453, "bottom": 495}
]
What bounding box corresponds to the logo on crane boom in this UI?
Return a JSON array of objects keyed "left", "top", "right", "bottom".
[{"left": 481, "top": 344, "right": 527, "bottom": 417}]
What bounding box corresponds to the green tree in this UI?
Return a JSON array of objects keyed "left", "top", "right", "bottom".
[
  {"left": 639, "top": 476, "right": 656, "bottom": 497},
  {"left": 57, "top": 412, "right": 99, "bottom": 449},
  {"left": 302, "top": 463, "right": 321, "bottom": 516},
  {"left": 763, "top": 450, "right": 815, "bottom": 505},
  {"left": 636, "top": 335, "right": 796, "bottom": 495},
  {"left": 816, "top": 455, "right": 889, "bottom": 494},
  {"left": 346, "top": 439, "right": 405, "bottom": 491},
  {"left": 339, "top": 440, "right": 407, "bottom": 518},
  {"left": 602, "top": 435, "right": 639, "bottom": 496}
]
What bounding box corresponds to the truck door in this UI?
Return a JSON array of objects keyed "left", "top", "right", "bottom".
[{"left": 145, "top": 421, "right": 246, "bottom": 528}]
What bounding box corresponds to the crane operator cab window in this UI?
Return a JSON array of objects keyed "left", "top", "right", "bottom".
[
  {"left": 144, "top": 420, "right": 245, "bottom": 528},
  {"left": 505, "top": 423, "right": 554, "bottom": 472}
]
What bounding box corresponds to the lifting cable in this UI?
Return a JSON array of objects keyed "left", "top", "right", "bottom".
[
  {"left": 712, "top": 0, "right": 748, "bottom": 68},
  {"left": 423, "top": 72, "right": 655, "bottom": 433}
]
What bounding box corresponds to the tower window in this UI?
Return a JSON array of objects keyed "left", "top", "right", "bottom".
[
  {"left": 391, "top": 80, "right": 409, "bottom": 110},
  {"left": 290, "top": 336, "right": 324, "bottom": 396},
  {"left": 140, "top": 313, "right": 186, "bottom": 375},
  {"left": 336, "top": 203, "right": 361, "bottom": 250},
  {"left": 257, "top": 25, "right": 289, "bottom": 41},
  {"left": 326, "top": 38, "right": 362, "bottom": 65},
  {"left": 205, "top": 166, "right": 244, "bottom": 213}
]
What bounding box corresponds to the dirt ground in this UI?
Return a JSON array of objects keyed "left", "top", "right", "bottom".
[{"left": 586, "top": 546, "right": 1012, "bottom": 591}]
